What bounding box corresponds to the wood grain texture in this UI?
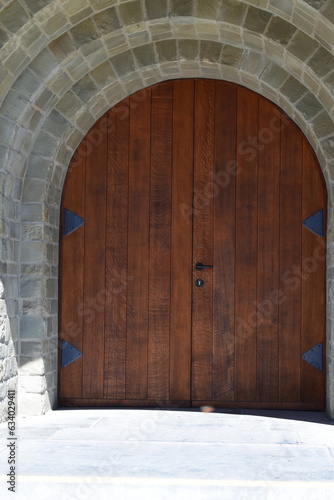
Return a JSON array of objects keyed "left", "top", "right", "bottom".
[
  {"left": 256, "top": 99, "right": 280, "bottom": 401},
  {"left": 212, "top": 82, "right": 236, "bottom": 401},
  {"left": 82, "top": 117, "right": 107, "bottom": 398},
  {"left": 192, "top": 80, "right": 215, "bottom": 401},
  {"left": 301, "top": 140, "right": 326, "bottom": 407},
  {"left": 58, "top": 140, "right": 86, "bottom": 398},
  {"left": 279, "top": 114, "right": 303, "bottom": 403},
  {"left": 169, "top": 80, "right": 194, "bottom": 402},
  {"left": 234, "top": 86, "right": 258, "bottom": 401},
  {"left": 125, "top": 90, "right": 151, "bottom": 399},
  {"left": 59, "top": 398, "right": 192, "bottom": 408},
  {"left": 104, "top": 101, "right": 130, "bottom": 399},
  {"left": 147, "top": 82, "right": 173, "bottom": 400}
]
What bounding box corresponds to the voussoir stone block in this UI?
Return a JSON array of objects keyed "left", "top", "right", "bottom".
[
  {"left": 72, "top": 75, "right": 98, "bottom": 103},
  {"left": 29, "top": 48, "right": 59, "bottom": 80},
  {"left": 296, "top": 92, "right": 324, "bottom": 120},
  {"left": 195, "top": 0, "right": 221, "bottom": 20},
  {"left": 244, "top": 6, "right": 272, "bottom": 33},
  {"left": 94, "top": 7, "right": 121, "bottom": 34},
  {"left": 41, "top": 11, "right": 69, "bottom": 37},
  {"left": 56, "top": 91, "right": 83, "bottom": 118},
  {"left": 111, "top": 51, "right": 136, "bottom": 76},
  {"left": 118, "top": 0, "right": 144, "bottom": 25},
  {"left": 287, "top": 31, "right": 319, "bottom": 62},
  {"left": 303, "top": 0, "right": 328, "bottom": 10},
  {"left": 155, "top": 40, "right": 178, "bottom": 62},
  {"left": 0, "top": 25, "right": 9, "bottom": 46},
  {"left": 71, "top": 18, "right": 100, "bottom": 47},
  {"left": 318, "top": 88, "right": 334, "bottom": 115},
  {"left": 145, "top": 0, "right": 168, "bottom": 20},
  {"left": 170, "top": 0, "right": 194, "bottom": 17},
  {"left": 178, "top": 39, "right": 199, "bottom": 60},
  {"left": 11, "top": 69, "right": 41, "bottom": 99},
  {"left": 265, "top": 16, "right": 296, "bottom": 46},
  {"left": 269, "top": 0, "right": 293, "bottom": 17},
  {"left": 90, "top": 61, "right": 116, "bottom": 87},
  {"left": 219, "top": 0, "right": 248, "bottom": 25},
  {"left": 195, "top": 20, "right": 220, "bottom": 39},
  {"left": 280, "top": 76, "right": 308, "bottom": 103},
  {"left": 61, "top": 0, "right": 88, "bottom": 17},
  {"left": 32, "top": 132, "right": 60, "bottom": 159},
  {"left": 133, "top": 44, "right": 157, "bottom": 67},
  {"left": 1, "top": 1, "right": 31, "bottom": 34},
  {"left": 221, "top": 44, "right": 244, "bottom": 67},
  {"left": 49, "top": 33, "right": 77, "bottom": 62},
  {"left": 240, "top": 50, "right": 266, "bottom": 76},
  {"left": 90, "top": 0, "right": 117, "bottom": 11},
  {"left": 311, "top": 111, "right": 334, "bottom": 140},
  {"left": 260, "top": 62, "right": 289, "bottom": 89},
  {"left": 200, "top": 40, "right": 222, "bottom": 63},
  {"left": 321, "top": 0, "right": 334, "bottom": 24}
]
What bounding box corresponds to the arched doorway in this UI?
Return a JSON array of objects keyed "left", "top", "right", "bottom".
[{"left": 58, "top": 79, "right": 326, "bottom": 410}]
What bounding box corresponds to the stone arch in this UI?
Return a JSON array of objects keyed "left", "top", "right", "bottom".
[{"left": 0, "top": 0, "right": 334, "bottom": 419}]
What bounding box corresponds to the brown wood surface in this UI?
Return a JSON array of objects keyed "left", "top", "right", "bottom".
[
  {"left": 82, "top": 117, "right": 107, "bottom": 398},
  {"left": 125, "top": 91, "right": 151, "bottom": 399},
  {"left": 169, "top": 80, "right": 194, "bottom": 402},
  {"left": 104, "top": 100, "right": 130, "bottom": 399},
  {"left": 59, "top": 79, "right": 326, "bottom": 410},
  {"left": 235, "top": 87, "right": 258, "bottom": 401},
  {"left": 147, "top": 83, "right": 173, "bottom": 400},
  {"left": 256, "top": 99, "right": 280, "bottom": 401},
  {"left": 212, "top": 82, "right": 236, "bottom": 401},
  {"left": 192, "top": 80, "right": 216, "bottom": 401},
  {"left": 279, "top": 116, "right": 303, "bottom": 403}
]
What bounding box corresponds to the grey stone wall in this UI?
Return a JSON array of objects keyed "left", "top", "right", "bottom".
[{"left": 0, "top": 0, "right": 334, "bottom": 421}]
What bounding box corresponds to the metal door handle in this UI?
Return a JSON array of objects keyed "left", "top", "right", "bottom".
[{"left": 195, "top": 262, "right": 213, "bottom": 271}]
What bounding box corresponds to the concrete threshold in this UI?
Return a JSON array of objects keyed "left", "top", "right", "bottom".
[{"left": 1, "top": 408, "right": 334, "bottom": 499}]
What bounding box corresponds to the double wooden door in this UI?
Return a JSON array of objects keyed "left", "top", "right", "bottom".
[{"left": 59, "top": 80, "right": 326, "bottom": 410}]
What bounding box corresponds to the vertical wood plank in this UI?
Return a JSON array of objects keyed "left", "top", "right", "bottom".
[
  {"left": 279, "top": 114, "right": 302, "bottom": 403},
  {"left": 169, "top": 80, "right": 194, "bottom": 402},
  {"left": 235, "top": 87, "right": 258, "bottom": 401},
  {"left": 301, "top": 140, "right": 326, "bottom": 406},
  {"left": 212, "top": 82, "right": 236, "bottom": 401},
  {"left": 148, "top": 82, "right": 173, "bottom": 400},
  {"left": 59, "top": 142, "right": 86, "bottom": 398},
  {"left": 256, "top": 99, "right": 280, "bottom": 401},
  {"left": 192, "top": 80, "right": 215, "bottom": 401},
  {"left": 126, "top": 90, "right": 151, "bottom": 399},
  {"left": 82, "top": 117, "right": 107, "bottom": 398},
  {"left": 104, "top": 100, "right": 130, "bottom": 398}
]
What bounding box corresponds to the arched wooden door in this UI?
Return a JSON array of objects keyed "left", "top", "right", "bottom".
[{"left": 59, "top": 80, "right": 326, "bottom": 410}]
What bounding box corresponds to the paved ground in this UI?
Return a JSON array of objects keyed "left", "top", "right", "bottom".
[{"left": 1, "top": 408, "right": 334, "bottom": 499}]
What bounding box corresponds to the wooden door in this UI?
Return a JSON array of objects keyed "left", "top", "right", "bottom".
[{"left": 59, "top": 80, "right": 326, "bottom": 410}]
